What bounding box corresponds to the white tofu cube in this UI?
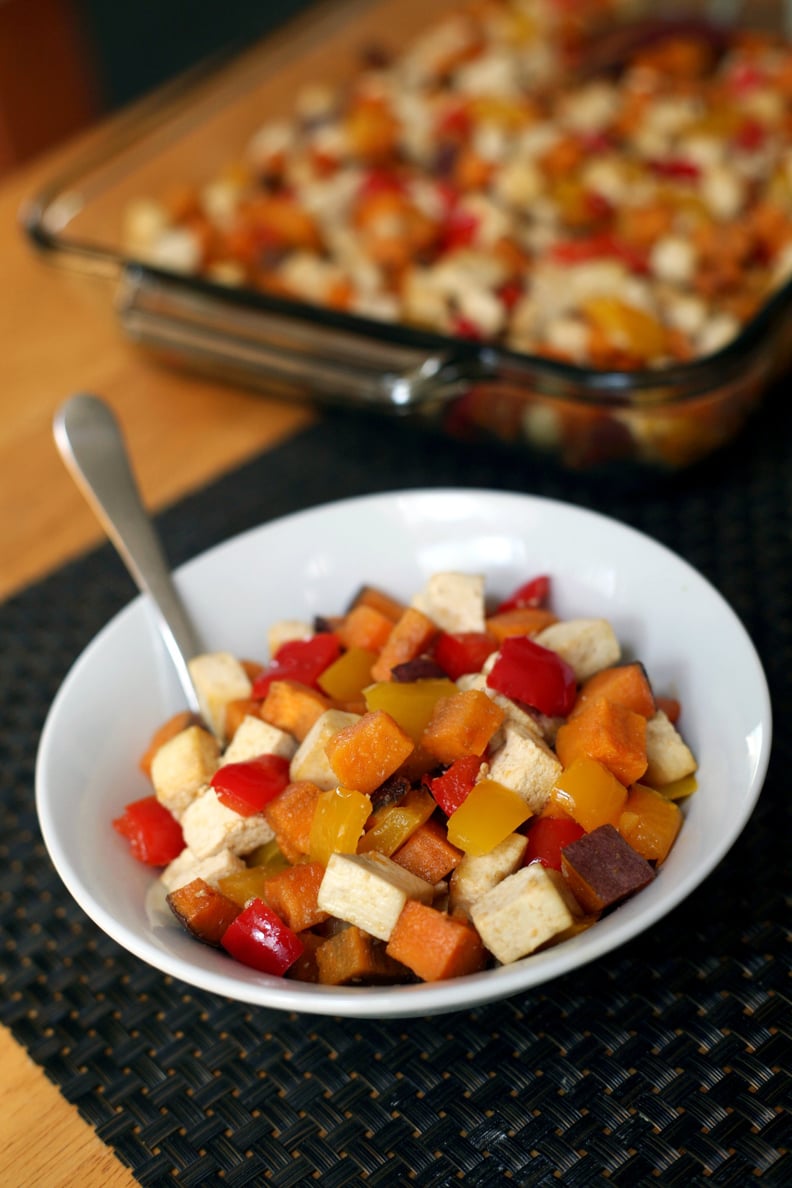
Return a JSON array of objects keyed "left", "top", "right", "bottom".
[
  {"left": 644, "top": 710, "right": 698, "bottom": 786},
  {"left": 471, "top": 864, "right": 581, "bottom": 964},
  {"left": 150, "top": 725, "right": 220, "bottom": 819},
  {"left": 221, "top": 715, "right": 297, "bottom": 765},
  {"left": 534, "top": 618, "right": 621, "bottom": 682},
  {"left": 317, "top": 852, "right": 434, "bottom": 941},
  {"left": 289, "top": 709, "right": 361, "bottom": 790},
  {"left": 449, "top": 832, "right": 528, "bottom": 918},
  {"left": 181, "top": 788, "right": 274, "bottom": 859},
  {"left": 486, "top": 720, "right": 562, "bottom": 813},
  {"left": 188, "top": 652, "right": 253, "bottom": 741},
  {"left": 160, "top": 846, "right": 245, "bottom": 894},
  {"left": 410, "top": 572, "right": 486, "bottom": 633}
]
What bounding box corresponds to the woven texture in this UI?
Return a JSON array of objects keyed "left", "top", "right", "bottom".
[{"left": 1, "top": 397, "right": 790, "bottom": 1186}]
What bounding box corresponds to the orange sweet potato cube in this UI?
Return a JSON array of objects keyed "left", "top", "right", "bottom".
[
  {"left": 386, "top": 900, "right": 488, "bottom": 981},
  {"left": 336, "top": 604, "right": 394, "bottom": 652},
  {"left": 571, "top": 662, "right": 656, "bottom": 720},
  {"left": 166, "top": 878, "right": 240, "bottom": 946},
  {"left": 348, "top": 584, "right": 405, "bottom": 622},
  {"left": 325, "top": 710, "right": 415, "bottom": 795},
  {"left": 392, "top": 818, "right": 463, "bottom": 884},
  {"left": 261, "top": 679, "right": 332, "bottom": 741},
  {"left": 485, "top": 607, "right": 558, "bottom": 642},
  {"left": 555, "top": 697, "right": 648, "bottom": 786},
  {"left": 264, "top": 781, "right": 322, "bottom": 864},
  {"left": 262, "top": 862, "right": 329, "bottom": 932},
  {"left": 421, "top": 689, "right": 505, "bottom": 765},
  {"left": 315, "top": 925, "right": 408, "bottom": 985},
  {"left": 224, "top": 697, "right": 264, "bottom": 740},
  {"left": 370, "top": 607, "right": 438, "bottom": 682}
]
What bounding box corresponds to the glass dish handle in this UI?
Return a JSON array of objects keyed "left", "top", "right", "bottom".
[{"left": 115, "top": 265, "right": 483, "bottom": 411}]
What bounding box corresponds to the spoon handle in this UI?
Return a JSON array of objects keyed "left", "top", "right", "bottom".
[{"left": 54, "top": 393, "right": 203, "bottom": 714}]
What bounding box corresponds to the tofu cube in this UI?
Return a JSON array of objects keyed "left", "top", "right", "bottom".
[
  {"left": 181, "top": 788, "right": 274, "bottom": 858},
  {"left": 449, "top": 832, "right": 528, "bottom": 918},
  {"left": 644, "top": 710, "right": 697, "bottom": 786},
  {"left": 188, "top": 652, "right": 252, "bottom": 741},
  {"left": 486, "top": 720, "right": 562, "bottom": 813},
  {"left": 289, "top": 709, "right": 361, "bottom": 789},
  {"left": 317, "top": 852, "right": 434, "bottom": 941},
  {"left": 534, "top": 618, "right": 621, "bottom": 682},
  {"left": 160, "top": 846, "right": 245, "bottom": 894},
  {"left": 411, "top": 572, "right": 486, "bottom": 633},
  {"left": 471, "top": 864, "right": 581, "bottom": 964},
  {"left": 221, "top": 715, "right": 297, "bottom": 765},
  {"left": 150, "top": 724, "right": 220, "bottom": 819}
]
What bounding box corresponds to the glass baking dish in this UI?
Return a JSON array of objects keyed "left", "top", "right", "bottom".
[{"left": 23, "top": 0, "right": 792, "bottom": 471}]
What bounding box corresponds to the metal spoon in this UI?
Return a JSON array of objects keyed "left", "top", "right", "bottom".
[{"left": 53, "top": 393, "right": 203, "bottom": 716}]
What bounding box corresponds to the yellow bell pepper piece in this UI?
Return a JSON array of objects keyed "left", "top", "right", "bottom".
[
  {"left": 357, "top": 786, "right": 436, "bottom": 856},
  {"left": 364, "top": 678, "right": 457, "bottom": 741},
  {"left": 658, "top": 774, "right": 698, "bottom": 801},
  {"left": 309, "top": 786, "right": 371, "bottom": 866},
  {"left": 552, "top": 756, "right": 627, "bottom": 831},
  {"left": 244, "top": 837, "right": 290, "bottom": 873},
  {"left": 217, "top": 865, "right": 275, "bottom": 908},
  {"left": 446, "top": 778, "right": 531, "bottom": 856},
  {"left": 318, "top": 648, "right": 377, "bottom": 702}
]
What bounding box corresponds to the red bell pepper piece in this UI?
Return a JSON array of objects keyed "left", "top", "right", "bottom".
[
  {"left": 495, "top": 575, "right": 551, "bottom": 614},
  {"left": 523, "top": 816, "right": 585, "bottom": 871},
  {"left": 112, "top": 795, "right": 184, "bottom": 866},
  {"left": 427, "top": 754, "right": 482, "bottom": 816},
  {"left": 433, "top": 631, "right": 498, "bottom": 680},
  {"left": 210, "top": 754, "right": 291, "bottom": 817},
  {"left": 221, "top": 898, "right": 304, "bottom": 975},
  {"left": 251, "top": 633, "right": 341, "bottom": 698},
  {"left": 487, "top": 636, "right": 577, "bottom": 718}
]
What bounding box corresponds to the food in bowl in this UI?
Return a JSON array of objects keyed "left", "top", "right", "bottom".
[
  {"left": 124, "top": 0, "right": 792, "bottom": 371},
  {"left": 114, "top": 569, "right": 698, "bottom": 986}
]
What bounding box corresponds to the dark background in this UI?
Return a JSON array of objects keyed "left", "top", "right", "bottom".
[{"left": 78, "top": 0, "right": 317, "bottom": 110}]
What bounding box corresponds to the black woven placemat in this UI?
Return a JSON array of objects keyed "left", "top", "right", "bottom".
[{"left": 1, "top": 397, "right": 790, "bottom": 1187}]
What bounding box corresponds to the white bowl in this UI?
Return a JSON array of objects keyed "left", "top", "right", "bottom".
[{"left": 36, "top": 489, "right": 771, "bottom": 1018}]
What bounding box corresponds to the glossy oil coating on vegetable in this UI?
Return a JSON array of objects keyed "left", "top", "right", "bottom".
[{"left": 115, "top": 571, "right": 698, "bottom": 986}]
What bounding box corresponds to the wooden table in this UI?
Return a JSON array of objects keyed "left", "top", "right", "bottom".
[{"left": 0, "top": 132, "right": 313, "bottom": 1188}]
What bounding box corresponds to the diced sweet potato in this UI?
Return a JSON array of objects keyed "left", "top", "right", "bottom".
[
  {"left": 370, "top": 607, "right": 438, "bottom": 682},
  {"left": 166, "top": 877, "right": 240, "bottom": 946},
  {"left": 325, "top": 710, "right": 415, "bottom": 794},
  {"left": 264, "top": 780, "right": 323, "bottom": 864},
  {"left": 262, "top": 862, "right": 329, "bottom": 932},
  {"left": 348, "top": 584, "right": 405, "bottom": 622},
  {"left": 261, "top": 679, "right": 332, "bottom": 742},
  {"left": 392, "top": 817, "right": 463, "bottom": 884},
  {"left": 485, "top": 607, "right": 559, "bottom": 642},
  {"left": 421, "top": 689, "right": 505, "bottom": 765},
  {"left": 139, "top": 710, "right": 201, "bottom": 778},
  {"left": 555, "top": 697, "right": 648, "bottom": 786},
  {"left": 386, "top": 900, "right": 488, "bottom": 981},
  {"left": 315, "top": 924, "right": 408, "bottom": 985},
  {"left": 561, "top": 824, "right": 655, "bottom": 912},
  {"left": 570, "top": 662, "right": 656, "bottom": 720},
  {"left": 336, "top": 604, "right": 394, "bottom": 652}
]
